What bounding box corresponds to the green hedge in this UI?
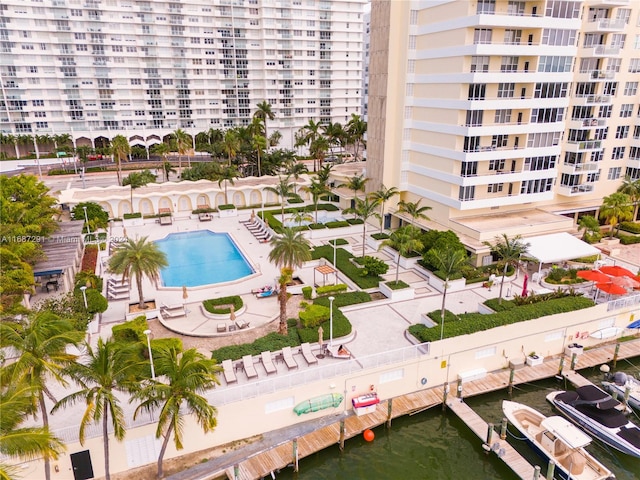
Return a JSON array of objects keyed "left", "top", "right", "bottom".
[
  {"left": 311, "top": 246, "right": 382, "bottom": 289},
  {"left": 218, "top": 204, "right": 236, "bottom": 210},
  {"left": 371, "top": 233, "right": 389, "bottom": 240},
  {"left": 325, "top": 220, "right": 350, "bottom": 228},
  {"left": 385, "top": 280, "right": 410, "bottom": 290},
  {"left": 329, "top": 238, "right": 349, "bottom": 246},
  {"left": 619, "top": 222, "right": 640, "bottom": 234},
  {"left": 297, "top": 292, "right": 371, "bottom": 343},
  {"left": 302, "top": 286, "right": 313, "bottom": 300},
  {"left": 211, "top": 319, "right": 300, "bottom": 361},
  {"left": 619, "top": 234, "right": 640, "bottom": 245},
  {"left": 262, "top": 204, "right": 338, "bottom": 232},
  {"left": 309, "top": 223, "right": 328, "bottom": 230},
  {"left": 316, "top": 283, "right": 348, "bottom": 296},
  {"left": 299, "top": 304, "right": 330, "bottom": 328},
  {"left": 112, "top": 315, "right": 148, "bottom": 342},
  {"left": 123, "top": 212, "right": 142, "bottom": 219},
  {"left": 202, "top": 295, "right": 243, "bottom": 314},
  {"left": 409, "top": 296, "right": 594, "bottom": 342},
  {"left": 347, "top": 218, "right": 364, "bottom": 225}
]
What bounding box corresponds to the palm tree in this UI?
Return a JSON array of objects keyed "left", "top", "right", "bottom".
[
  {"left": 222, "top": 129, "right": 241, "bottom": 167},
  {"left": 254, "top": 101, "right": 275, "bottom": 144},
  {"left": 52, "top": 339, "right": 140, "bottom": 480},
  {"left": 577, "top": 215, "right": 601, "bottom": 243},
  {"left": 340, "top": 173, "right": 368, "bottom": 203},
  {"left": 286, "top": 161, "right": 308, "bottom": 195},
  {"left": 216, "top": 165, "right": 239, "bottom": 205},
  {"left": 289, "top": 209, "right": 313, "bottom": 227},
  {"left": 172, "top": 128, "right": 191, "bottom": 177},
  {"left": 343, "top": 197, "right": 380, "bottom": 258},
  {"left": 150, "top": 143, "right": 172, "bottom": 181},
  {"left": 132, "top": 347, "right": 220, "bottom": 479},
  {"left": 268, "top": 228, "right": 312, "bottom": 335},
  {"left": 398, "top": 199, "right": 431, "bottom": 227},
  {"left": 323, "top": 122, "right": 345, "bottom": 159},
  {"left": 483, "top": 234, "right": 530, "bottom": 304},
  {"left": 0, "top": 313, "right": 84, "bottom": 480},
  {"left": 370, "top": 185, "right": 400, "bottom": 233},
  {"left": 382, "top": 225, "right": 423, "bottom": 285},
  {"left": 428, "top": 245, "right": 468, "bottom": 341},
  {"left": 599, "top": 192, "right": 634, "bottom": 238},
  {"left": 123, "top": 170, "right": 156, "bottom": 212},
  {"left": 111, "top": 135, "right": 130, "bottom": 186},
  {"left": 617, "top": 176, "right": 640, "bottom": 221},
  {"left": 301, "top": 177, "right": 330, "bottom": 223},
  {"left": 265, "top": 175, "right": 296, "bottom": 221},
  {"left": 309, "top": 135, "right": 330, "bottom": 171},
  {"left": 346, "top": 114, "right": 367, "bottom": 161},
  {"left": 108, "top": 237, "right": 168, "bottom": 309},
  {"left": 0, "top": 382, "right": 64, "bottom": 480},
  {"left": 252, "top": 134, "right": 267, "bottom": 177}
]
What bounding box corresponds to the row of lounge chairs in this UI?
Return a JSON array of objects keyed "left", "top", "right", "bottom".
[
  {"left": 240, "top": 217, "right": 272, "bottom": 243},
  {"left": 107, "top": 278, "right": 130, "bottom": 300},
  {"left": 160, "top": 302, "right": 187, "bottom": 318},
  {"left": 220, "top": 343, "right": 319, "bottom": 384}
]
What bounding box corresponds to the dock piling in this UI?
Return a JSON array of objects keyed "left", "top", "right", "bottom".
[
  {"left": 339, "top": 419, "right": 345, "bottom": 451},
  {"left": 570, "top": 352, "right": 578, "bottom": 370},
  {"left": 485, "top": 423, "right": 494, "bottom": 447},
  {"left": 508, "top": 368, "right": 515, "bottom": 396},
  {"left": 546, "top": 460, "right": 555, "bottom": 480},
  {"left": 233, "top": 464, "right": 239, "bottom": 480},
  {"left": 613, "top": 343, "right": 620, "bottom": 368},
  {"left": 442, "top": 382, "right": 449, "bottom": 411},
  {"left": 557, "top": 356, "right": 564, "bottom": 376},
  {"left": 293, "top": 438, "right": 298, "bottom": 472},
  {"left": 533, "top": 465, "right": 541, "bottom": 479},
  {"left": 500, "top": 417, "right": 507, "bottom": 440},
  {"left": 624, "top": 385, "right": 631, "bottom": 406},
  {"left": 386, "top": 398, "right": 393, "bottom": 428},
  {"left": 456, "top": 378, "right": 463, "bottom": 399}
]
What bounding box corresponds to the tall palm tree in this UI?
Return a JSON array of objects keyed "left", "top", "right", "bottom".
[
  {"left": 52, "top": 339, "right": 140, "bottom": 480},
  {"left": 370, "top": 184, "right": 400, "bottom": 233},
  {"left": 265, "top": 175, "right": 296, "bottom": 221},
  {"left": 483, "top": 234, "right": 530, "bottom": 304},
  {"left": 254, "top": 101, "right": 275, "bottom": 144},
  {"left": 111, "top": 135, "right": 130, "bottom": 186},
  {"left": 309, "top": 135, "right": 330, "bottom": 171},
  {"left": 172, "top": 128, "right": 191, "bottom": 177},
  {"left": 132, "top": 347, "right": 220, "bottom": 479},
  {"left": 222, "top": 129, "right": 241, "bottom": 167},
  {"left": 150, "top": 143, "right": 171, "bottom": 181},
  {"left": 301, "top": 177, "right": 330, "bottom": 223},
  {"left": 216, "top": 165, "right": 239, "bottom": 205},
  {"left": 286, "top": 161, "right": 309, "bottom": 195},
  {"left": 428, "top": 245, "right": 468, "bottom": 341},
  {"left": 122, "top": 170, "right": 156, "bottom": 212},
  {"left": 323, "top": 122, "right": 345, "bottom": 159},
  {"left": 599, "top": 192, "right": 634, "bottom": 238},
  {"left": 252, "top": 134, "right": 267, "bottom": 177},
  {"left": 108, "top": 237, "right": 168, "bottom": 309},
  {"left": 577, "top": 215, "right": 601, "bottom": 243},
  {"left": 398, "top": 199, "right": 431, "bottom": 227},
  {"left": 0, "top": 313, "right": 84, "bottom": 480},
  {"left": 617, "top": 176, "right": 640, "bottom": 221},
  {"left": 339, "top": 173, "right": 368, "bottom": 203},
  {"left": 346, "top": 113, "right": 367, "bottom": 161},
  {"left": 0, "top": 382, "right": 64, "bottom": 480},
  {"left": 382, "top": 225, "right": 423, "bottom": 285},
  {"left": 268, "top": 228, "right": 312, "bottom": 335},
  {"left": 343, "top": 197, "right": 380, "bottom": 258}
]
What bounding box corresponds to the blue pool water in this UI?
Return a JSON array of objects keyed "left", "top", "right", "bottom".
[{"left": 155, "top": 230, "right": 254, "bottom": 287}]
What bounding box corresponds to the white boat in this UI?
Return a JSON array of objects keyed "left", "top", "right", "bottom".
[
  {"left": 602, "top": 372, "right": 640, "bottom": 411},
  {"left": 503, "top": 400, "right": 615, "bottom": 480}
]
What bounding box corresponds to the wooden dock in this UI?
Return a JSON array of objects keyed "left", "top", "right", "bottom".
[{"left": 221, "top": 339, "right": 640, "bottom": 480}]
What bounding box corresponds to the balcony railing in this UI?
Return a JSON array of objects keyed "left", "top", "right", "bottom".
[
  {"left": 559, "top": 184, "right": 595, "bottom": 195},
  {"left": 567, "top": 139, "right": 602, "bottom": 150}
]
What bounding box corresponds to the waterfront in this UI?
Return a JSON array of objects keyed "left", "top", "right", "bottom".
[{"left": 279, "top": 357, "right": 640, "bottom": 480}]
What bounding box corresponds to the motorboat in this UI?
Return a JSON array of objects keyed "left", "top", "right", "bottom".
[
  {"left": 602, "top": 372, "right": 640, "bottom": 411},
  {"left": 502, "top": 400, "right": 614, "bottom": 480},
  {"left": 547, "top": 385, "right": 640, "bottom": 458}
]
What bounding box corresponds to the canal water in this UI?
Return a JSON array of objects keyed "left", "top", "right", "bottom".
[{"left": 278, "top": 356, "right": 640, "bottom": 480}]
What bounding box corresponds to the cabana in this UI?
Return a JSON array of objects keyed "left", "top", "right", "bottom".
[
  {"left": 158, "top": 208, "right": 172, "bottom": 225},
  {"left": 524, "top": 232, "right": 600, "bottom": 280}
]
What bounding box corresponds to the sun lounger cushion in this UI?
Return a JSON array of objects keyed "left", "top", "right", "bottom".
[
  {"left": 282, "top": 346, "right": 298, "bottom": 370},
  {"left": 261, "top": 351, "right": 277, "bottom": 375},
  {"left": 301, "top": 343, "right": 318, "bottom": 365},
  {"left": 161, "top": 308, "right": 186, "bottom": 318},
  {"left": 243, "top": 355, "right": 258, "bottom": 379},
  {"left": 222, "top": 360, "right": 237, "bottom": 384}
]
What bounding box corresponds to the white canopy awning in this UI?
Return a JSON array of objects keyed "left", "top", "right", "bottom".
[{"left": 525, "top": 232, "right": 600, "bottom": 264}]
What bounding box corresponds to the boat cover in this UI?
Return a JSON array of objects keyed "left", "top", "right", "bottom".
[
  {"left": 556, "top": 389, "right": 628, "bottom": 429},
  {"left": 293, "top": 393, "right": 343, "bottom": 416},
  {"left": 617, "top": 426, "right": 640, "bottom": 449},
  {"left": 541, "top": 416, "right": 591, "bottom": 449}
]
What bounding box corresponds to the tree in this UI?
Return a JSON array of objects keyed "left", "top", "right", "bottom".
[
  {"left": 617, "top": 176, "right": 640, "bottom": 221},
  {"left": 370, "top": 185, "right": 399, "bottom": 233},
  {"left": 301, "top": 177, "right": 330, "bottom": 223},
  {"left": 222, "top": 129, "right": 241, "bottom": 167},
  {"left": 309, "top": 135, "right": 329, "bottom": 171},
  {"left": 268, "top": 228, "right": 312, "bottom": 335},
  {"left": 428, "top": 244, "right": 468, "bottom": 341},
  {"left": 599, "top": 192, "right": 633, "bottom": 238},
  {"left": 251, "top": 134, "right": 267, "bottom": 177},
  {"left": 75, "top": 145, "right": 93, "bottom": 164},
  {"left": 216, "top": 165, "right": 240, "bottom": 205},
  {"left": 52, "top": 339, "right": 140, "bottom": 480},
  {"left": 254, "top": 101, "right": 275, "bottom": 144},
  {"left": 382, "top": 225, "right": 423, "bottom": 285},
  {"left": 0, "top": 313, "right": 84, "bottom": 480},
  {"left": 346, "top": 114, "right": 367, "bottom": 161},
  {"left": 108, "top": 237, "right": 168, "bottom": 309},
  {"left": 339, "top": 174, "right": 368, "bottom": 203},
  {"left": 110, "top": 135, "right": 130, "bottom": 186},
  {"left": 0, "top": 382, "right": 64, "bottom": 480},
  {"left": 122, "top": 170, "right": 157, "bottom": 212},
  {"left": 286, "top": 161, "right": 308, "bottom": 195},
  {"left": 343, "top": 197, "right": 380, "bottom": 258},
  {"left": 72, "top": 202, "right": 109, "bottom": 233},
  {"left": 288, "top": 209, "right": 313, "bottom": 227},
  {"left": 577, "top": 215, "right": 602, "bottom": 244},
  {"left": 398, "top": 199, "right": 431, "bottom": 227},
  {"left": 483, "top": 234, "right": 530, "bottom": 304},
  {"left": 172, "top": 128, "right": 191, "bottom": 177},
  {"left": 323, "top": 122, "right": 346, "bottom": 158},
  {"left": 150, "top": 143, "right": 173, "bottom": 181},
  {"left": 132, "top": 347, "right": 220, "bottom": 479},
  {"left": 265, "top": 175, "right": 296, "bottom": 221}
]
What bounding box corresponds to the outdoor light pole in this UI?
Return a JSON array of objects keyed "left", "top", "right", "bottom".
[
  {"left": 80, "top": 286, "right": 88, "bottom": 312},
  {"left": 328, "top": 296, "right": 335, "bottom": 347},
  {"left": 83, "top": 206, "right": 91, "bottom": 238},
  {"left": 143, "top": 329, "right": 156, "bottom": 380}
]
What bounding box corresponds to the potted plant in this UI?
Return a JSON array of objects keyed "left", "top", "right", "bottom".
[{"left": 526, "top": 351, "right": 543, "bottom": 366}]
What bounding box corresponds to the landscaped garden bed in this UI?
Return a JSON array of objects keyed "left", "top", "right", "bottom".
[
  {"left": 203, "top": 295, "right": 243, "bottom": 314},
  {"left": 311, "top": 245, "right": 383, "bottom": 289}
]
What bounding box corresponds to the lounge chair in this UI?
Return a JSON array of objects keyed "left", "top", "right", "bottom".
[
  {"left": 261, "top": 351, "right": 277, "bottom": 375},
  {"left": 282, "top": 346, "right": 298, "bottom": 370},
  {"left": 161, "top": 302, "right": 184, "bottom": 311},
  {"left": 108, "top": 286, "right": 130, "bottom": 294},
  {"left": 254, "top": 231, "right": 271, "bottom": 240},
  {"left": 243, "top": 355, "right": 258, "bottom": 379},
  {"left": 108, "top": 279, "right": 129, "bottom": 287},
  {"left": 221, "top": 360, "right": 237, "bottom": 384},
  {"left": 161, "top": 308, "right": 186, "bottom": 318},
  {"left": 301, "top": 343, "right": 318, "bottom": 365},
  {"left": 235, "top": 319, "right": 250, "bottom": 329},
  {"left": 256, "top": 289, "right": 277, "bottom": 299},
  {"left": 107, "top": 292, "right": 130, "bottom": 301}
]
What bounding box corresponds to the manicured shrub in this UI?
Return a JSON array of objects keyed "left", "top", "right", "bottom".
[
  {"left": 371, "top": 233, "right": 389, "bottom": 240},
  {"left": 218, "top": 204, "right": 236, "bottom": 210},
  {"left": 329, "top": 238, "right": 349, "bottom": 246},
  {"left": 311, "top": 246, "right": 382, "bottom": 289},
  {"left": 203, "top": 295, "right": 243, "bottom": 314},
  {"left": 360, "top": 256, "right": 389, "bottom": 276},
  {"left": 619, "top": 234, "right": 640, "bottom": 245},
  {"left": 308, "top": 223, "right": 327, "bottom": 230},
  {"left": 299, "top": 304, "right": 330, "bottom": 328},
  {"left": 619, "top": 222, "right": 640, "bottom": 234},
  {"left": 112, "top": 316, "right": 147, "bottom": 342},
  {"left": 211, "top": 326, "right": 300, "bottom": 361},
  {"left": 302, "top": 286, "right": 313, "bottom": 300},
  {"left": 385, "top": 280, "right": 410, "bottom": 290},
  {"left": 346, "top": 218, "right": 364, "bottom": 225},
  {"left": 325, "top": 220, "right": 349, "bottom": 228},
  {"left": 123, "top": 212, "right": 142, "bottom": 219},
  {"left": 316, "top": 283, "right": 348, "bottom": 296}
]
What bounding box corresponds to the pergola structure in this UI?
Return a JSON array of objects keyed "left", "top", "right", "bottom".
[{"left": 314, "top": 264, "right": 337, "bottom": 287}]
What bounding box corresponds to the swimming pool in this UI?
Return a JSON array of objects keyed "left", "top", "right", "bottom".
[{"left": 155, "top": 230, "right": 254, "bottom": 287}]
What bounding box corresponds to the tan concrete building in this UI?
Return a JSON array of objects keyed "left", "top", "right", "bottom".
[{"left": 368, "top": 0, "right": 640, "bottom": 261}]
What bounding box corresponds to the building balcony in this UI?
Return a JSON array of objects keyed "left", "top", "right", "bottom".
[
  {"left": 585, "top": 18, "right": 626, "bottom": 32},
  {"left": 576, "top": 70, "right": 616, "bottom": 81},
  {"left": 568, "top": 118, "right": 607, "bottom": 129},
  {"left": 558, "top": 184, "right": 595, "bottom": 196},
  {"left": 573, "top": 95, "right": 612, "bottom": 105},
  {"left": 582, "top": 45, "right": 622, "bottom": 57},
  {"left": 560, "top": 162, "right": 600, "bottom": 174},
  {"left": 565, "top": 140, "right": 602, "bottom": 152},
  {"left": 586, "top": 0, "right": 630, "bottom": 6},
  {"left": 473, "top": 13, "right": 581, "bottom": 31}
]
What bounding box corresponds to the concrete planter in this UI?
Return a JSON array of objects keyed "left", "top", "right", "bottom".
[
  {"left": 565, "top": 343, "right": 584, "bottom": 357},
  {"left": 382, "top": 247, "right": 420, "bottom": 269},
  {"left": 365, "top": 235, "right": 386, "bottom": 251},
  {"left": 126, "top": 301, "right": 159, "bottom": 321},
  {"left": 526, "top": 354, "right": 543, "bottom": 366},
  {"left": 218, "top": 208, "right": 238, "bottom": 218},
  {"left": 428, "top": 275, "right": 467, "bottom": 294},
  {"left": 379, "top": 281, "right": 415, "bottom": 301}
]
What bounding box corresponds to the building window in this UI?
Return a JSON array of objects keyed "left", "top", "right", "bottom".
[
  {"left": 620, "top": 104, "right": 633, "bottom": 118},
  {"left": 494, "top": 109, "right": 512, "bottom": 124},
  {"left": 465, "top": 110, "right": 483, "bottom": 126},
  {"left": 461, "top": 161, "right": 477, "bottom": 176},
  {"left": 468, "top": 84, "right": 486, "bottom": 100},
  {"left": 500, "top": 56, "right": 519, "bottom": 72},
  {"left": 612, "top": 147, "right": 626, "bottom": 160},
  {"left": 629, "top": 58, "right": 640, "bottom": 73},
  {"left": 487, "top": 183, "right": 503, "bottom": 193},
  {"left": 624, "top": 82, "right": 638, "bottom": 96},
  {"left": 538, "top": 56, "right": 572, "bottom": 72},
  {"left": 607, "top": 167, "right": 622, "bottom": 180},
  {"left": 476, "top": 0, "right": 495, "bottom": 14},
  {"left": 616, "top": 126, "right": 629, "bottom": 139},
  {"left": 459, "top": 186, "right": 475, "bottom": 201},
  {"left": 470, "top": 56, "right": 489, "bottom": 72},
  {"left": 489, "top": 159, "right": 506, "bottom": 171},
  {"left": 474, "top": 29, "right": 493, "bottom": 45},
  {"left": 497, "top": 83, "right": 515, "bottom": 98},
  {"left": 603, "top": 82, "right": 618, "bottom": 96}
]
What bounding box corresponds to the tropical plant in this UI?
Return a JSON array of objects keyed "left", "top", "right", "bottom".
[
  {"left": 339, "top": 174, "right": 368, "bottom": 203},
  {"left": 216, "top": 165, "right": 240, "bottom": 205},
  {"left": 108, "top": 237, "right": 168, "bottom": 309},
  {"left": 254, "top": 101, "right": 275, "bottom": 144},
  {"left": 172, "top": 128, "right": 192, "bottom": 177},
  {"left": 150, "top": 143, "right": 173, "bottom": 181},
  {"left": 122, "top": 170, "right": 157, "bottom": 212},
  {"left": 75, "top": 145, "right": 93, "bottom": 164},
  {"left": 346, "top": 114, "right": 367, "bottom": 161},
  {"left": 483, "top": 234, "right": 530, "bottom": 304},
  {"left": 382, "top": 225, "right": 423, "bottom": 285},
  {"left": 370, "top": 184, "right": 400, "bottom": 233},
  {"left": 343, "top": 197, "right": 380, "bottom": 258},
  {"left": 323, "top": 122, "right": 346, "bottom": 158},
  {"left": 289, "top": 209, "right": 313, "bottom": 227},
  {"left": 265, "top": 175, "right": 296, "bottom": 221},
  {"left": 222, "top": 129, "right": 241, "bottom": 167},
  {"left": 131, "top": 347, "right": 220, "bottom": 479},
  {"left": 309, "top": 135, "right": 330, "bottom": 171},
  {"left": 599, "top": 192, "right": 634, "bottom": 238},
  {"left": 251, "top": 133, "right": 267, "bottom": 177},
  {"left": 301, "top": 177, "right": 331, "bottom": 223},
  {"left": 398, "top": 199, "right": 431, "bottom": 227},
  {"left": 617, "top": 176, "right": 640, "bottom": 221},
  {"left": 52, "top": 339, "right": 141, "bottom": 480},
  {"left": 110, "top": 135, "right": 130, "bottom": 186},
  {"left": 577, "top": 215, "right": 602, "bottom": 244},
  {"left": 0, "top": 313, "right": 84, "bottom": 480},
  {"left": 268, "top": 228, "right": 312, "bottom": 335},
  {"left": 286, "top": 161, "right": 309, "bottom": 195}
]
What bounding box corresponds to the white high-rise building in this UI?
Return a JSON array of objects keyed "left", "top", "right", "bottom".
[{"left": 0, "top": 0, "right": 365, "bottom": 149}]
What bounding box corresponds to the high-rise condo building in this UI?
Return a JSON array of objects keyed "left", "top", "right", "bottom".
[
  {"left": 0, "top": 0, "right": 365, "bottom": 150},
  {"left": 368, "top": 0, "right": 640, "bottom": 260}
]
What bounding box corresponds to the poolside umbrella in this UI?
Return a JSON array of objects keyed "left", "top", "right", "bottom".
[
  {"left": 595, "top": 283, "right": 626, "bottom": 295},
  {"left": 611, "top": 276, "right": 640, "bottom": 289},
  {"left": 318, "top": 326, "right": 324, "bottom": 354},
  {"left": 229, "top": 304, "right": 236, "bottom": 322},
  {"left": 598, "top": 265, "right": 635, "bottom": 278},
  {"left": 577, "top": 269, "right": 610, "bottom": 284},
  {"left": 250, "top": 209, "right": 256, "bottom": 222},
  {"left": 521, "top": 274, "right": 528, "bottom": 297},
  {"left": 182, "top": 285, "right": 188, "bottom": 304}
]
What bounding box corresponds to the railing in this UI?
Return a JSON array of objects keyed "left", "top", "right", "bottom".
[
  {"left": 567, "top": 139, "right": 602, "bottom": 150},
  {"left": 607, "top": 293, "right": 640, "bottom": 312}
]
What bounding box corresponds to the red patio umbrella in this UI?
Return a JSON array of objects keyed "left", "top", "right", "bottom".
[
  {"left": 595, "top": 283, "right": 627, "bottom": 295},
  {"left": 610, "top": 276, "right": 640, "bottom": 289},
  {"left": 598, "top": 265, "right": 635, "bottom": 278},
  {"left": 577, "top": 270, "right": 611, "bottom": 283}
]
